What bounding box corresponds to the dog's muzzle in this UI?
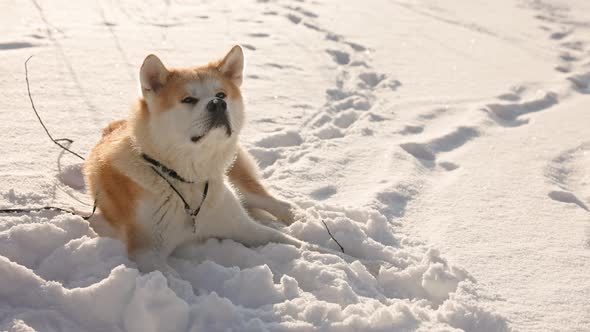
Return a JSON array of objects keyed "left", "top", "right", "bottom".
[{"left": 207, "top": 98, "right": 232, "bottom": 136}]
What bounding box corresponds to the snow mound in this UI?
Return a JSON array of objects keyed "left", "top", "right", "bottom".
[{"left": 0, "top": 205, "right": 507, "bottom": 331}]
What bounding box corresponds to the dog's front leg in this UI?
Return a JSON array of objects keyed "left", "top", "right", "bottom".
[
  {"left": 201, "top": 183, "right": 351, "bottom": 255},
  {"left": 200, "top": 183, "right": 388, "bottom": 276},
  {"left": 228, "top": 145, "right": 298, "bottom": 225},
  {"left": 200, "top": 182, "right": 303, "bottom": 248}
]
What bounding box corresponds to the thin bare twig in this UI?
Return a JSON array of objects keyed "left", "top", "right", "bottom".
[
  {"left": 322, "top": 220, "right": 344, "bottom": 253},
  {"left": 25, "top": 55, "right": 85, "bottom": 161}
]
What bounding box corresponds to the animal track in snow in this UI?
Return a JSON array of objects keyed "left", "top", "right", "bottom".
[
  {"left": 560, "top": 52, "right": 579, "bottom": 62},
  {"left": 333, "top": 111, "right": 358, "bottom": 128},
  {"left": 400, "top": 143, "right": 436, "bottom": 161},
  {"left": 302, "top": 22, "right": 321, "bottom": 31},
  {"left": 399, "top": 125, "right": 424, "bottom": 135},
  {"left": 358, "top": 72, "right": 385, "bottom": 88},
  {"left": 248, "top": 32, "right": 270, "bottom": 38},
  {"left": 568, "top": 72, "right": 590, "bottom": 93},
  {"left": 548, "top": 190, "right": 588, "bottom": 210},
  {"left": 386, "top": 79, "right": 402, "bottom": 91},
  {"left": 248, "top": 148, "right": 282, "bottom": 169},
  {"left": 265, "top": 63, "right": 302, "bottom": 71},
  {"left": 331, "top": 95, "right": 371, "bottom": 111},
  {"left": 346, "top": 42, "right": 367, "bottom": 52},
  {"left": 561, "top": 40, "right": 585, "bottom": 51},
  {"left": 326, "top": 49, "right": 350, "bottom": 65},
  {"left": 0, "top": 42, "right": 37, "bottom": 50},
  {"left": 284, "top": 5, "right": 318, "bottom": 19},
  {"left": 545, "top": 142, "right": 590, "bottom": 211},
  {"left": 496, "top": 85, "right": 527, "bottom": 101},
  {"left": 439, "top": 161, "right": 459, "bottom": 171},
  {"left": 550, "top": 30, "right": 571, "bottom": 40},
  {"left": 309, "top": 185, "right": 337, "bottom": 200},
  {"left": 314, "top": 126, "right": 344, "bottom": 139},
  {"left": 255, "top": 131, "right": 303, "bottom": 148},
  {"left": 350, "top": 60, "right": 370, "bottom": 68},
  {"left": 286, "top": 13, "right": 302, "bottom": 24},
  {"left": 400, "top": 127, "right": 479, "bottom": 162},
  {"left": 375, "top": 184, "right": 418, "bottom": 219},
  {"left": 418, "top": 107, "right": 451, "bottom": 120},
  {"left": 485, "top": 91, "right": 558, "bottom": 125},
  {"left": 555, "top": 64, "right": 572, "bottom": 73}
]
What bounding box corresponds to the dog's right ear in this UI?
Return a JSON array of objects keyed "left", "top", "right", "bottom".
[{"left": 140, "top": 54, "right": 169, "bottom": 95}]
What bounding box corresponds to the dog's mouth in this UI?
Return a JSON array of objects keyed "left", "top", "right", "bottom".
[
  {"left": 190, "top": 113, "right": 232, "bottom": 144},
  {"left": 210, "top": 113, "right": 232, "bottom": 137}
]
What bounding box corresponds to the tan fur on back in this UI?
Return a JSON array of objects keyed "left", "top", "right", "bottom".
[
  {"left": 85, "top": 123, "right": 145, "bottom": 253},
  {"left": 102, "top": 119, "right": 127, "bottom": 137}
]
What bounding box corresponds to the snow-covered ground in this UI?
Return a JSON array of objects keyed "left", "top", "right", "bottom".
[{"left": 1, "top": 0, "right": 589, "bottom": 331}]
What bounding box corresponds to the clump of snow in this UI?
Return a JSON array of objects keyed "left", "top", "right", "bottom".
[
  {"left": 0, "top": 205, "right": 503, "bottom": 331},
  {"left": 255, "top": 131, "right": 303, "bottom": 148}
]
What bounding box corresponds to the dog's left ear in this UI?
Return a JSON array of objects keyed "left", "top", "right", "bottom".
[
  {"left": 218, "top": 45, "right": 244, "bottom": 87},
  {"left": 140, "top": 54, "right": 169, "bottom": 95}
]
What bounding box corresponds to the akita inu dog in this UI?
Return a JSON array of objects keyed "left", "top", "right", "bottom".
[{"left": 84, "top": 46, "right": 308, "bottom": 274}]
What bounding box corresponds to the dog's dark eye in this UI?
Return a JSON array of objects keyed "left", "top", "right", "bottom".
[
  {"left": 216, "top": 92, "right": 226, "bottom": 99},
  {"left": 181, "top": 96, "right": 199, "bottom": 104}
]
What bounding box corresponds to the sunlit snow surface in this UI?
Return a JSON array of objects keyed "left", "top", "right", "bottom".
[{"left": 1, "top": 0, "right": 590, "bottom": 331}]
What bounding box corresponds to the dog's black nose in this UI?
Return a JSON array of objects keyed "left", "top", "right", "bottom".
[{"left": 207, "top": 98, "right": 227, "bottom": 113}]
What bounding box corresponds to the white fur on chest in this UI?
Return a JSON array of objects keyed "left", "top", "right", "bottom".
[{"left": 136, "top": 181, "right": 208, "bottom": 256}]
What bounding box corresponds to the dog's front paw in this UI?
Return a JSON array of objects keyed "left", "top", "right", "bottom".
[{"left": 276, "top": 204, "right": 306, "bottom": 226}]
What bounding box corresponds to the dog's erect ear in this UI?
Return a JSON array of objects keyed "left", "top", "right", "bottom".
[
  {"left": 217, "top": 45, "right": 244, "bottom": 87},
  {"left": 140, "top": 54, "right": 169, "bottom": 95}
]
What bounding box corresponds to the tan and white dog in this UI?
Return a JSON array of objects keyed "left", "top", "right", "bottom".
[{"left": 84, "top": 46, "right": 309, "bottom": 274}]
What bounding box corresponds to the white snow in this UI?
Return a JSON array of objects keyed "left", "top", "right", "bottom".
[{"left": 1, "top": 0, "right": 589, "bottom": 331}]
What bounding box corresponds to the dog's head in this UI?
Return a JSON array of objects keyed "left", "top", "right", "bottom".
[{"left": 134, "top": 46, "right": 245, "bottom": 175}]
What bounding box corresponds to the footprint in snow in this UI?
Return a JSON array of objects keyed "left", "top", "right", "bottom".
[
  {"left": 0, "top": 42, "right": 37, "bottom": 50},
  {"left": 285, "top": 5, "right": 318, "bottom": 19},
  {"left": 561, "top": 40, "right": 584, "bottom": 51},
  {"left": 400, "top": 127, "right": 479, "bottom": 162},
  {"left": 248, "top": 148, "right": 281, "bottom": 168},
  {"left": 485, "top": 91, "right": 558, "bottom": 126},
  {"left": 550, "top": 30, "right": 571, "bottom": 40},
  {"left": 418, "top": 107, "right": 451, "bottom": 121},
  {"left": 555, "top": 64, "right": 572, "bottom": 73},
  {"left": 548, "top": 190, "right": 589, "bottom": 211},
  {"left": 333, "top": 111, "right": 358, "bottom": 129},
  {"left": 568, "top": 72, "right": 590, "bottom": 93},
  {"left": 254, "top": 131, "right": 303, "bottom": 148},
  {"left": 560, "top": 52, "right": 579, "bottom": 62},
  {"left": 315, "top": 126, "right": 344, "bottom": 140},
  {"left": 496, "top": 85, "right": 527, "bottom": 102},
  {"left": 346, "top": 42, "right": 367, "bottom": 52},
  {"left": 399, "top": 125, "right": 424, "bottom": 135},
  {"left": 309, "top": 185, "right": 337, "bottom": 200},
  {"left": 248, "top": 32, "right": 270, "bottom": 38},
  {"left": 439, "top": 161, "right": 460, "bottom": 171},
  {"left": 331, "top": 95, "right": 371, "bottom": 111},
  {"left": 358, "top": 72, "right": 385, "bottom": 88},
  {"left": 286, "top": 13, "right": 302, "bottom": 24},
  {"left": 326, "top": 49, "right": 350, "bottom": 65}
]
